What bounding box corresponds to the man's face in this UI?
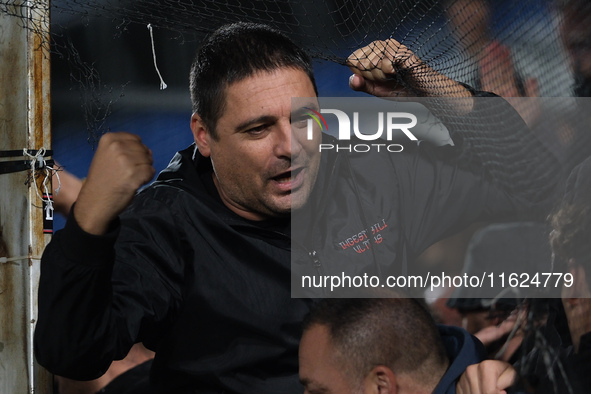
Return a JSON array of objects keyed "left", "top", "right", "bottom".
[
  {"left": 299, "top": 324, "right": 364, "bottom": 394},
  {"left": 562, "top": 7, "right": 591, "bottom": 91},
  {"left": 447, "top": 0, "right": 489, "bottom": 47},
  {"left": 192, "top": 67, "right": 321, "bottom": 221}
]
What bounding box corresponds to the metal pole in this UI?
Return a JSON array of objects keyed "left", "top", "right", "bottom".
[{"left": 0, "top": 1, "right": 53, "bottom": 392}]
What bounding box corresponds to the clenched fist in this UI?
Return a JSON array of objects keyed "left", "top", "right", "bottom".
[
  {"left": 456, "top": 360, "right": 517, "bottom": 394},
  {"left": 74, "top": 132, "right": 155, "bottom": 235},
  {"left": 347, "top": 39, "right": 472, "bottom": 104}
]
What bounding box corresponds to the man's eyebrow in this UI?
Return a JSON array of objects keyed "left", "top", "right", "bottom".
[
  {"left": 235, "top": 115, "right": 277, "bottom": 132},
  {"left": 292, "top": 104, "right": 320, "bottom": 119},
  {"left": 299, "top": 378, "right": 329, "bottom": 394}
]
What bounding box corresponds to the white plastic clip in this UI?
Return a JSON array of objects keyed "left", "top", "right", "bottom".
[
  {"left": 22, "top": 148, "right": 59, "bottom": 212},
  {"left": 0, "top": 255, "right": 37, "bottom": 264}
]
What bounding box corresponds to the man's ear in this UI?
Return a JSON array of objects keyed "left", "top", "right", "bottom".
[
  {"left": 364, "top": 365, "right": 397, "bottom": 394},
  {"left": 191, "top": 113, "right": 211, "bottom": 157}
]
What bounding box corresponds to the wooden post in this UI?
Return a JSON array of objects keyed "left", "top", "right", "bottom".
[{"left": 0, "top": 1, "right": 54, "bottom": 392}]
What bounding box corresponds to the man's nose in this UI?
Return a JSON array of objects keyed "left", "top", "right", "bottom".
[{"left": 274, "top": 120, "right": 302, "bottom": 159}]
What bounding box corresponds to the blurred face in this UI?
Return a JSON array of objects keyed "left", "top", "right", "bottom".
[
  {"left": 299, "top": 324, "right": 363, "bottom": 394},
  {"left": 192, "top": 68, "right": 321, "bottom": 221},
  {"left": 447, "top": 0, "right": 489, "bottom": 46},
  {"left": 561, "top": 7, "right": 591, "bottom": 86}
]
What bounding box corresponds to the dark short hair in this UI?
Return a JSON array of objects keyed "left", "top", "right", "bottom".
[
  {"left": 189, "top": 22, "right": 318, "bottom": 139},
  {"left": 303, "top": 298, "right": 448, "bottom": 385}
]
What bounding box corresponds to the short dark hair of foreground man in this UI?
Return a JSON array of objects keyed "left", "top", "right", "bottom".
[
  {"left": 189, "top": 22, "right": 318, "bottom": 138},
  {"left": 299, "top": 298, "right": 486, "bottom": 394}
]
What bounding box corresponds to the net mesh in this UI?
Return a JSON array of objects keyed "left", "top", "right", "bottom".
[{"left": 31, "top": 0, "right": 590, "bottom": 171}]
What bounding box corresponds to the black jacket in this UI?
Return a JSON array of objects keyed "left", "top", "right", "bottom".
[
  {"left": 35, "top": 97, "right": 559, "bottom": 393},
  {"left": 290, "top": 131, "right": 546, "bottom": 298},
  {"left": 37, "top": 147, "right": 310, "bottom": 393}
]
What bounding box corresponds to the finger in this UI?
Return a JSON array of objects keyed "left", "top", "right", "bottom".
[
  {"left": 134, "top": 151, "right": 155, "bottom": 167},
  {"left": 378, "top": 56, "right": 396, "bottom": 76},
  {"left": 100, "top": 131, "right": 142, "bottom": 145},
  {"left": 358, "top": 55, "right": 376, "bottom": 72},
  {"left": 119, "top": 142, "right": 153, "bottom": 158},
  {"left": 355, "top": 42, "right": 388, "bottom": 80},
  {"left": 524, "top": 77, "right": 539, "bottom": 98},
  {"left": 348, "top": 40, "right": 405, "bottom": 82},
  {"left": 107, "top": 135, "right": 153, "bottom": 161},
  {"left": 347, "top": 40, "right": 386, "bottom": 71},
  {"left": 347, "top": 43, "right": 372, "bottom": 64},
  {"left": 347, "top": 55, "right": 378, "bottom": 81},
  {"left": 479, "top": 366, "right": 499, "bottom": 394},
  {"left": 457, "top": 364, "right": 482, "bottom": 394},
  {"left": 349, "top": 74, "right": 377, "bottom": 95},
  {"left": 348, "top": 74, "right": 394, "bottom": 97},
  {"left": 384, "top": 39, "right": 415, "bottom": 70},
  {"left": 128, "top": 144, "right": 154, "bottom": 162},
  {"left": 370, "top": 66, "right": 389, "bottom": 81},
  {"left": 349, "top": 74, "right": 366, "bottom": 91},
  {"left": 347, "top": 44, "right": 375, "bottom": 70},
  {"left": 479, "top": 362, "right": 515, "bottom": 394},
  {"left": 474, "top": 320, "right": 516, "bottom": 345},
  {"left": 379, "top": 43, "right": 420, "bottom": 82},
  {"left": 134, "top": 163, "right": 157, "bottom": 185},
  {"left": 96, "top": 134, "right": 148, "bottom": 160},
  {"left": 366, "top": 47, "right": 394, "bottom": 81},
  {"left": 117, "top": 132, "right": 143, "bottom": 141},
  {"left": 496, "top": 365, "right": 517, "bottom": 390}
]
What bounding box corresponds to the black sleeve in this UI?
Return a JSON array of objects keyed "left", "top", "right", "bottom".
[
  {"left": 394, "top": 95, "right": 560, "bottom": 256},
  {"left": 394, "top": 143, "right": 527, "bottom": 256},
  {"left": 431, "top": 92, "right": 561, "bottom": 205},
  {"left": 34, "top": 196, "right": 183, "bottom": 380}
]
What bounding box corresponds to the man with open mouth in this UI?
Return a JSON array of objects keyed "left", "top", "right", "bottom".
[{"left": 35, "top": 22, "right": 559, "bottom": 394}]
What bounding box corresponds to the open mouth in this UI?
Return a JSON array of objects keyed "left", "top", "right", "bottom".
[{"left": 272, "top": 167, "right": 303, "bottom": 184}]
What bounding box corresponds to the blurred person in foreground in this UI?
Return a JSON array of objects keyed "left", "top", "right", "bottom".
[
  {"left": 457, "top": 156, "right": 591, "bottom": 393},
  {"left": 447, "top": 222, "right": 554, "bottom": 363},
  {"left": 299, "top": 297, "right": 485, "bottom": 394}
]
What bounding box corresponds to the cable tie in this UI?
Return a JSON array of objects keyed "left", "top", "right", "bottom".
[
  {"left": 0, "top": 255, "right": 41, "bottom": 264},
  {"left": 22, "top": 147, "right": 58, "bottom": 212}
]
